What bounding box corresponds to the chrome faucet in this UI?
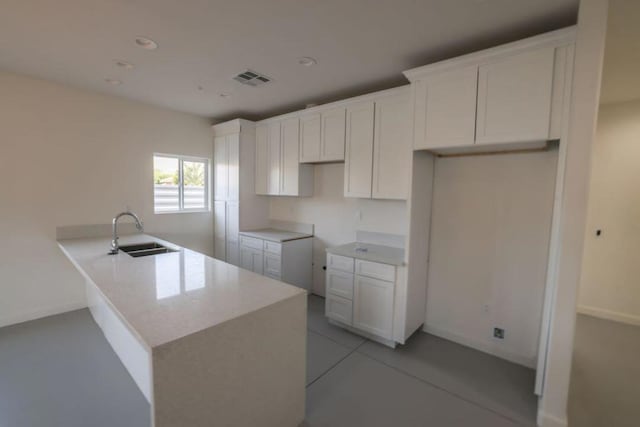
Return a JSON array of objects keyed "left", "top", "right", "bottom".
[{"left": 109, "top": 211, "right": 144, "bottom": 254}]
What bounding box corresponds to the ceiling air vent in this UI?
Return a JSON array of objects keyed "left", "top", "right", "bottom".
[{"left": 232, "top": 69, "right": 272, "bottom": 87}]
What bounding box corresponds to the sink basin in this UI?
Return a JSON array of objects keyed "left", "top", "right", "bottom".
[{"left": 119, "top": 242, "right": 177, "bottom": 257}]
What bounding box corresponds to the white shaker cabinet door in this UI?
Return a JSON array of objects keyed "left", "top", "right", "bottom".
[
  {"left": 299, "top": 113, "right": 321, "bottom": 163},
  {"left": 255, "top": 124, "right": 269, "bottom": 195},
  {"left": 213, "top": 201, "right": 226, "bottom": 261},
  {"left": 372, "top": 92, "right": 411, "bottom": 200},
  {"left": 225, "top": 202, "right": 239, "bottom": 266},
  {"left": 227, "top": 133, "right": 240, "bottom": 201},
  {"left": 415, "top": 65, "right": 478, "bottom": 150},
  {"left": 353, "top": 275, "right": 394, "bottom": 340},
  {"left": 344, "top": 101, "right": 374, "bottom": 198},
  {"left": 213, "top": 135, "right": 228, "bottom": 200},
  {"left": 476, "top": 47, "right": 555, "bottom": 145},
  {"left": 325, "top": 294, "right": 353, "bottom": 326},
  {"left": 267, "top": 121, "right": 282, "bottom": 195},
  {"left": 240, "top": 247, "right": 263, "bottom": 275},
  {"left": 320, "top": 107, "right": 346, "bottom": 162},
  {"left": 280, "top": 117, "right": 300, "bottom": 196}
]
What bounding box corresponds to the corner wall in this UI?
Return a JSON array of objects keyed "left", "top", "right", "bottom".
[
  {"left": 578, "top": 99, "right": 640, "bottom": 326},
  {"left": 0, "top": 71, "right": 213, "bottom": 327}
]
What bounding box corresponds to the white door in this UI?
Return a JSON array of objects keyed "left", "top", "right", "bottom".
[
  {"left": 415, "top": 65, "right": 478, "bottom": 150},
  {"left": 263, "top": 253, "right": 282, "bottom": 280},
  {"left": 213, "top": 201, "right": 226, "bottom": 261},
  {"left": 213, "top": 135, "right": 228, "bottom": 200},
  {"left": 255, "top": 124, "right": 269, "bottom": 195},
  {"left": 320, "top": 107, "right": 346, "bottom": 161},
  {"left": 280, "top": 117, "right": 300, "bottom": 196},
  {"left": 344, "top": 101, "right": 374, "bottom": 198},
  {"left": 226, "top": 202, "right": 239, "bottom": 266},
  {"left": 227, "top": 133, "right": 240, "bottom": 201},
  {"left": 326, "top": 270, "right": 354, "bottom": 300},
  {"left": 299, "top": 113, "right": 321, "bottom": 163},
  {"left": 353, "top": 275, "right": 394, "bottom": 339},
  {"left": 476, "top": 47, "right": 555, "bottom": 145},
  {"left": 325, "top": 293, "right": 353, "bottom": 325},
  {"left": 240, "top": 247, "right": 253, "bottom": 271},
  {"left": 372, "top": 92, "right": 412, "bottom": 200},
  {"left": 267, "top": 121, "right": 281, "bottom": 195}
]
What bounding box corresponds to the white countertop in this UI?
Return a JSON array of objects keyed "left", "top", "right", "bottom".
[
  {"left": 239, "top": 229, "right": 313, "bottom": 242},
  {"left": 58, "top": 234, "right": 305, "bottom": 349},
  {"left": 326, "top": 242, "right": 406, "bottom": 266}
]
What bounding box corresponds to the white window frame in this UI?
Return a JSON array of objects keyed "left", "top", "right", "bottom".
[{"left": 153, "top": 153, "right": 210, "bottom": 214}]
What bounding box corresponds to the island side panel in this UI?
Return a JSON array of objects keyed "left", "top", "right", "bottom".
[{"left": 151, "top": 292, "right": 307, "bottom": 427}]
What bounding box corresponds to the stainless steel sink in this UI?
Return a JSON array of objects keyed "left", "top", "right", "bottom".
[{"left": 119, "top": 242, "right": 177, "bottom": 257}]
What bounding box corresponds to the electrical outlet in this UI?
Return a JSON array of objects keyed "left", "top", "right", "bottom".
[{"left": 493, "top": 327, "right": 505, "bottom": 339}]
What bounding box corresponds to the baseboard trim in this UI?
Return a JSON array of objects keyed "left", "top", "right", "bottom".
[
  {"left": 0, "top": 301, "right": 87, "bottom": 329},
  {"left": 422, "top": 324, "right": 536, "bottom": 369},
  {"left": 577, "top": 305, "right": 640, "bottom": 327},
  {"left": 537, "top": 410, "right": 567, "bottom": 427}
]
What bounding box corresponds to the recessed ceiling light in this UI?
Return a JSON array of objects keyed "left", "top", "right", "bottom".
[
  {"left": 197, "top": 85, "right": 204, "bottom": 91},
  {"left": 135, "top": 36, "right": 158, "bottom": 50},
  {"left": 298, "top": 57, "right": 317, "bottom": 67},
  {"left": 104, "top": 78, "right": 122, "bottom": 86},
  {"left": 114, "top": 60, "right": 134, "bottom": 70}
]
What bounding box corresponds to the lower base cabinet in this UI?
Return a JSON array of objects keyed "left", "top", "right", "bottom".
[
  {"left": 239, "top": 234, "right": 312, "bottom": 290},
  {"left": 325, "top": 253, "right": 396, "bottom": 345}
]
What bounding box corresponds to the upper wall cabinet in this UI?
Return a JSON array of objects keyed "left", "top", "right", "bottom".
[
  {"left": 475, "top": 47, "right": 555, "bottom": 145},
  {"left": 414, "top": 65, "right": 478, "bottom": 150},
  {"left": 343, "top": 88, "right": 412, "bottom": 200},
  {"left": 255, "top": 118, "right": 313, "bottom": 197},
  {"left": 404, "top": 27, "right": 576, "bottom": 152},
  {"left": 299, "top": 108, "right": 346, "bottom": 163}
]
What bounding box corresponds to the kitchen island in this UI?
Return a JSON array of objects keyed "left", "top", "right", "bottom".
[{"left": 58, "top": 233, "right": 306, "bottom": 427}]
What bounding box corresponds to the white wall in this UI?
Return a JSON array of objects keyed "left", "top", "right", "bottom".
[
  {"left": 425, "top": 150, "right": 558, "bottom": 368},
  {"left": 0, "top": 71, "right": 213, "bottom": 327},
  {"left": 269, "top": 163, "right": 407, "bottom": 295},
  {"left": 579, "top": 99, "right": 640, "bottom": 325}
]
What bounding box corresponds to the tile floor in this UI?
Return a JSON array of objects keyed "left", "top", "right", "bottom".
[{"left": 0, "top": 295, "right": 538, "bottom": 427}]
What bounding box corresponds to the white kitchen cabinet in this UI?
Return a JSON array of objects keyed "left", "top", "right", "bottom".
[
  {"left": 320, "top": 107, "right": 346, "bottom": 162},
  {"left": 239, "top": 233, "right": 312, "bottom": 290},
  {"left": 254, "top": 117, "right": 313, "bottom": 197},
  {"left": 299, "top": 113, "right": 321, "bottom": 163},
  {"left": 353, "top": 275, "right": 395, "bottom": 340},
  {"left": 372, "top": 91, "right": 412, "bottom": 199},
  {"left": 214, "top": 135, "right": 229, "bottom": 200},
  {"left": 280, "top": 117, "right": 313, "bottom": 197},
  {"left": 325, "top": 253, "right": 398, "bottom": 346},
  {"left": 344, "top": 101, "right": 375, "bottom": 198},
  {"left": 212, "top": 119, "right": 270, "bottom": 264},
  {"left": 414, "top": 65, "right": 478, "bottom": 150},
  {"left": 213, "top": 201, "right": 226, "bottom": 260},
  {"left": 475, "top": 47, "right": 556, "bottom": 145},
  {"left": 267, "top": 122, "right": 281, "bottom": 195},
  {"left": 326, "top": 294, "right": 353, "bottom": 325},
  {"left": 254, "top": 124, "right": 269, "bottom": 195},
  {"left": 240, "top": 247, "right": 263, "bottom": 275}
]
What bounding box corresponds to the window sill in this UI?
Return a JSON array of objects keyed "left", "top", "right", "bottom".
[{"left": 154, "top": 209, "right": 211, "bottom": 215}]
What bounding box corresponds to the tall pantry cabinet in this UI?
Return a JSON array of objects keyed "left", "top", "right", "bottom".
[{"left": 212, "top": 119, "right": 269, "bottom": 265}]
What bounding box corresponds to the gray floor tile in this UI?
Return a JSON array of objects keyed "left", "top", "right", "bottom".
[
  {"left": 0, "top": 309, "right": 150, "bottom": 427},
  {"left": 358, "top": 332, "right": 537, "bottom": 425},
  {"left": 307, "top": 295, "right": 366, "bottom": 349},
  {"left": 305, "top": 352, "right": 519, "bottom": 427},
  {"left": 569, "top": 314, "right": 640, "bottom": 427},
  {"left": 307, "top": 330, "right": 352, "bottom": 386}
]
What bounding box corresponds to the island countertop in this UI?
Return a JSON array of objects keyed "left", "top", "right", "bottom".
[{"left": 58, "top": 234, "right": 306, "bottom": 349}]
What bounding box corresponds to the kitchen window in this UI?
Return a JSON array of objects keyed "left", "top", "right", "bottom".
[{"left": 153, "top": 154, "right": 210, "bottom": 213}]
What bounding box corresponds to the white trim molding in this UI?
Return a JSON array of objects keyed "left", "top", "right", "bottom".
[{"left": 577, "top": 305, "right": 640, "bottom": 327}]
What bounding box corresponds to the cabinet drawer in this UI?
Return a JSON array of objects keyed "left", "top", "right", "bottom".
[
  {"left": 327, "top": 253, "right": 354, "bottom": 273},
  {"left": 326, "top": 270, "right": 354, "bottom": 300},
  {"left": 264, "top": 253, "right": 282, "bottom": 277},
  {"left": 240, "top": 235, "right": 263, "bottom": 250},
  {"left": 264, "top": 240, "right": 282, "bottom": 255},
  {"left": 355, "top": 260, "right": 395, "bottom": 282},
  {"left": 325, "top": 294, "right": 353, "bottom": 326}
]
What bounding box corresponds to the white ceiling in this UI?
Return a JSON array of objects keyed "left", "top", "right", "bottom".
[
  {"left": 600, "top": 0, "right": 640, "bottom": 105},
  {"left": 0, "top": 0, "right": 577, "bottom": 120}
]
